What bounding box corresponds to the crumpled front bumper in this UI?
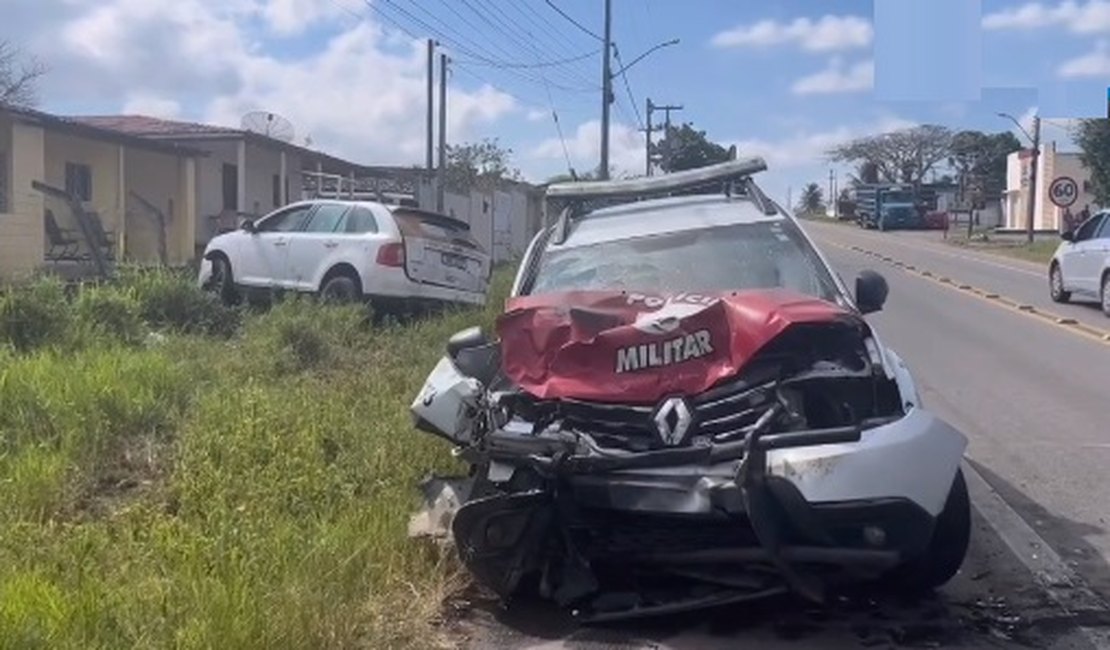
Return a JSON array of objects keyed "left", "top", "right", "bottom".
[{"left": 451, "top": 408, "right": 967, "bottom": 620}]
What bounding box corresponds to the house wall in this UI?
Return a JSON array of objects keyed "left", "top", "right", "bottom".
[
  {"left": 0, "top": 120, "right": 46, "bottom": 280},
  {"left": 124, "top": 148, "right": 196, "bottom": 264},
  {"left": 194, "top": 139, "right": 299, "bottom": 246},
  {"left": 43, "top": 130, "right": 123, "bottom": 237},
  {"left": 1003, "top": 146, "right": 1098, "bottom": 231}
]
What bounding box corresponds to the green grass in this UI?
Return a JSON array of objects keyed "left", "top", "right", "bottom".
[
  {"left": 0, "top": 268, "right": 513, "bottom": 649},
  {"left": 942, "top": 233, "right": 1058, "bottom": 266}
]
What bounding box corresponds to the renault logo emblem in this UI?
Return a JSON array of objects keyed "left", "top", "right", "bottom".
[{"left": 653, "top": 397, "right": 693, "bottom": 446}]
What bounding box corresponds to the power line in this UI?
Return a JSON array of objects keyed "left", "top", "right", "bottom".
[
  {"left": 454, "top": 49, "right": 599, "bottom": 69},
  {"left": 462, "top": 0, "right": 598, "bottom": 90},
  {"left": 543, "top": 0, "right": 604, "bottom": 42},
  {"left": 510, "top": 0, "right": 596, "bottom": 61},
  {"left": 612, "top": 44, "right": 643, "bottom": 130}
]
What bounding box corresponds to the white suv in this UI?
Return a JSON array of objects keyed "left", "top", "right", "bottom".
[
  {"left": 1049, "top": 210, "right": 1110, "bottom": 316},
  {"left": 198, "top": 200, "right": 491, "bottom": 309}
]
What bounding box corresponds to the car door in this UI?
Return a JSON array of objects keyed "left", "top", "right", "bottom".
[
  {"left": 284, "top": 202, "right": 351, "bottom": 291},
  {"left": 1091, "top": 215, "right": 1110, "bottom": 289},
  {"left": 392, "top": 209, "right": 492, "bottom": 298},
  {"left": 237, "top": 204, "right": 314, "bottom": 288},
  {"left": 1062, "top": 214, "right": 1108, "bottom": 295}
]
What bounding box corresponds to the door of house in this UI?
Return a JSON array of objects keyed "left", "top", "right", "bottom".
[{"left": 222, "top": 163, "right": 238, "bottom": 211}]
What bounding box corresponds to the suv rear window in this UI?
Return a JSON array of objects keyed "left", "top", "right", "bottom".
[
  {"left": 528, "top": 220, "right": 838, "bottom": 301},
  {"left": 394, "top": 211, "right": 482, "bottom": 250}
]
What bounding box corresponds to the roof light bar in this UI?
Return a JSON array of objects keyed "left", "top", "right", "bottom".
[{"left": 545, "top": 157, "right": 769, "bottom": 201}]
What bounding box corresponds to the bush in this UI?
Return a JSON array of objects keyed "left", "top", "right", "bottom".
[
  {"left": 116, "top": 266, "right": 241, "bottom": 337},
  {"left": 0, "top": 278, "right": 70, "bottom": 353},
  {"left": 72, "top": 284, "right": 146, "bottom": 346},
  {"left": 244, "top": 296, "right": 371, "bottom": 376}
]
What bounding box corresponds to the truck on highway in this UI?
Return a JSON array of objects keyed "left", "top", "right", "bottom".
[{"left": 854, "top": 184, "right": 921, "bottom": 231}]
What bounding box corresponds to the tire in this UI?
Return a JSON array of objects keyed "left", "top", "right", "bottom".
[
  {"left": 209, "top": 256, "right": 239, "bottom": 305},
  {"left": 1049, "top": 263, "right": 1071, "bottom": 303},
  {"left": 1101, "top": 273, "right": 1110, "bottom": 317},
  {"left": 883, "top": 468, "right": 971, "bottom": 595},
  {"left": 319, "top": 273, "right": 361, "bottom": 304}
]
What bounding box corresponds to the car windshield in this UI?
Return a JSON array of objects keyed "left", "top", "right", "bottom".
[
  {"left": 884, "top": 191, "right": 913, "bottom": 203},
  {"left": 528, "top": 219, "right": 840, "bottom": 301}
]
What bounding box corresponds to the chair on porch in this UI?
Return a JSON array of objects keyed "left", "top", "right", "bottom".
[
  {"left": 43, "top": 209, "right": 83, "bottom": 261},
  {"left": 85, "top": 212, "right": 116, "bottom": 261}
]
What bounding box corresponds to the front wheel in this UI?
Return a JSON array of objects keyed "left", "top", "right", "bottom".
[
  {"left": 1101, "top": 273, "right": 1110, "bottom": 317},
  {"left": 1050, "top": 264, "right": 1071, "bottom": 303},
  {"left": 883, "top": 468, "right": 971, "bottom": 595}
]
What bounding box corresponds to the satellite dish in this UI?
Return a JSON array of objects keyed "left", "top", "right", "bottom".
[{"left": 240, "top": 111, "right": 296, "bottom": 143}]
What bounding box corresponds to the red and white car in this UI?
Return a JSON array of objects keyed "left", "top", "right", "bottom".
[{"left": 198, "top": 200, "right": 491, "bottom": 309}]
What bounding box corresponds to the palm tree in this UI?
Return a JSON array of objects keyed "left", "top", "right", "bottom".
[{"left": 797, "top": 183, "right": 825, "bottom": 215}]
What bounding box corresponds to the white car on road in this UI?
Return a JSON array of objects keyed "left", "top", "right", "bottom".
[
  {"left": 198, "top": 200, "right": 491, "bottom": 310},
  {"left": 1049, "top": 210, "right": 1110, "bottom": 316}
]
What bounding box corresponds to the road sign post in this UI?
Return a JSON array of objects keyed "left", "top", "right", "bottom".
[{"left": 1049, "top": 176, "right": 1079, "bottom": 209}]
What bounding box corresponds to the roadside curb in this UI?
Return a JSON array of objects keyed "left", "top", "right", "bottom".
[
  {"left": 962, "top": 461, "right": 1110, "bottom": 647},
  {"left": 846, "top": 245, "right": 1110, "bottom": 347}
]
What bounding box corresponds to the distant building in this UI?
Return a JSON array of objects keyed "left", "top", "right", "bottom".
[{"left": 1002, "top": 143, "right": 1097, "bottom": 232}]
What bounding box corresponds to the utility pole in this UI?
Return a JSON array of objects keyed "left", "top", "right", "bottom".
[
  {"left": 644, "top": 98, "right": 655, "bottom": 176},
  {"left": 828, "top": 169, "right": 834, "bottom": 217},
  {"left": 598, "top": 0, "right": 613, "bottom": 180},
  {"left": 648, "top": 103, "right": 682, "bottom": 173},
  {"left": 1026, "top": 115, "right": 1041, "bottom": 244},
  {"left": 437, "top": 52, "right": 448, "bottom": 212},
  {"left": 426, "top": 39, "right": 435, "bottom": 173}
]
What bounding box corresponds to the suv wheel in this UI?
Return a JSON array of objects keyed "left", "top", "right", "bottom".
[
  {"left": 320, "top": 274, "right": 361, "bottom": 303},
  {"left": 882, "top": 468, "right": 971, "bottom": 595},
  {"left": 209, "top": 256, "right": 239, "bottom": 305},
  {"left": 1050, "top": 263, "right": 1070, "bottom": 303},
  {"left": 1101, "top": 273, "right": 1110, "bottom": 317}
]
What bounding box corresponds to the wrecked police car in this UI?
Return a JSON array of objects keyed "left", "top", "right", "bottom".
[{"left": 410, "top": 158, "right": 971, "bottom": 622}]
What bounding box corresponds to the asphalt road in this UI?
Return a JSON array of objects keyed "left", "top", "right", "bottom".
[{"left": 458, "top": 222, "right": 1110, "bottom": 649}]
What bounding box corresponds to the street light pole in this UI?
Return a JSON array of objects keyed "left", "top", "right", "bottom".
[{"left": 997, "top": 112, "right": 1040, "bottom": 243}]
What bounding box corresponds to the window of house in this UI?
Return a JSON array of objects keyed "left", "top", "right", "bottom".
[
  {"left": 272, "top": 174, "right": 281, "bottom": 208},
  {"left": 222, "top": 163, "right": 238, "bottom": 211},
  {"left": 65, "top": 162, "right": 92, "bottom": 202}
]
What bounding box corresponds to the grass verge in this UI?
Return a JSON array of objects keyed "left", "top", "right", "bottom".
[
  {"left": 941, "top": 233, "right": 1058, "bottom": 266},
  {"left": 0, "top": 268, "right": 512, "bottom": 649}
]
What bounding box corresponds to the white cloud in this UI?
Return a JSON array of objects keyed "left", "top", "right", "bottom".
[
  {"left": 711, "top": 15, "right": 873, "bottom": 52},
  {"left": 259, "top": 0, "right": 346, "bottom": 35},
  {"left": 726, "top": 116, "right": 917, "bottom": 169},
  {"left": 982, "top": 0, "right": 1110, "bottom": 33},
  {"left": 791, "top": 58, "right": 873, "bottom": 95},
  {"left": 122, "top": 94, "right": 182, "bottom": 118},
  {"left": 32, "top": 0, "right": 516, "bottom": 166},
  {"left": 1058, "top": 39, "right": 1110, "bottom": 76},
  {"left": 526, "top": 108, "right": 549, "bottom": 122},
  {"left": 530, "top": 119, "right": 644, "bottom": 178}
]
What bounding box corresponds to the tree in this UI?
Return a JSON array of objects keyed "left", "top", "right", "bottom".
[
  {"left": 0, "top": 41, "right": 47, "bottom": 108},
  {"left": 1075, "top": 119, "right": 1110, "bottom": 207},
  {"left": 947, "top": 130, "right": 1021, "bottom": 205},
  {"left": 445, "top": 138, "right": 521, "bottom": 193},
  {"left": 654, "top": 123, "right": 732, "bottom": 173},
  {"left": 797, "top": 182, "right": 825, "bottom": 214},
  {"left": 827, "top": 125, "right": 954, "bottom": 185}
]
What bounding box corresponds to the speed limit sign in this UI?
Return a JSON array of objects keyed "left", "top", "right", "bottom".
[{"left": 1049, "top": 176, "right": 1079, "bottom": 208}]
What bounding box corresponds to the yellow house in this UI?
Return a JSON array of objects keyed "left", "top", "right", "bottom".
[{"left": 0, "top": 104, "right": 201, "bottom": 282}]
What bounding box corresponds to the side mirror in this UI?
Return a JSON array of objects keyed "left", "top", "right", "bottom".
[
  {"left": 240, "top": 219, "right": 256, "bottom": 233},
  {"left": 1061, "top": 229, "right": 1075, "bottom": 242},
  {"left": 446, "top": 326, "right": 489, "bottom": 359},
  {"left": 855, "top": 270, "right": 889, "bottom": 315}
]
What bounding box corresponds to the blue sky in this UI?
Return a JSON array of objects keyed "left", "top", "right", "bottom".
[{"left": 9, "top": 0, "right": 1110, "bottom": 204}]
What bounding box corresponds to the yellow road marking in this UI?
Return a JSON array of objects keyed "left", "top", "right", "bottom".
[{"left": 824, "top": 241, "right": 1110, "bottom": 348}]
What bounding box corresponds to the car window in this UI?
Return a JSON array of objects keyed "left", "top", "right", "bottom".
[
  {"left": 1095, "top": 214, "right": 1110, "bottom": 239},
  {"left": 305, "top": 204, "right": 349, "bottom": 233},
  {"left": 394, "top": 211, "right": 481, "bottom": 249},
  {"left": 340, "top": 206, "right": 379, "bottom": 234},
  {"left": 528, "top": 219, "right": 839, "bottom": 301},
  {"left": 257, "top": 205, "right": 313, "bottom": 233},
  {"left": 1075, "top": 215, "right": 1105, "bottom": 241}
]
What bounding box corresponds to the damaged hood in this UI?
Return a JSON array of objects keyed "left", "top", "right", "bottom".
[{"left": 496, "top": 289, "right": 864, "bottom": 403}]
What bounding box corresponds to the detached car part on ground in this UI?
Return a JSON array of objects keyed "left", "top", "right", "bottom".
[{"left": 411, "top": 159, "right": 972, "bottom": 622}]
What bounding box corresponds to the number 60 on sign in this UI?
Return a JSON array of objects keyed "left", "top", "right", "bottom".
[{"left": 1049, "top": 176, "right": 1078, "bottom": 208}]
